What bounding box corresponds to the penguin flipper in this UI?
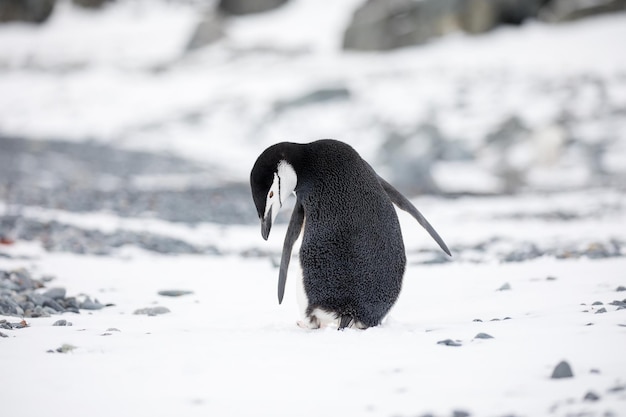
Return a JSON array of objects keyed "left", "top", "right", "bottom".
[
  {"left": 378, "top": 176, "right": 451, "bottom": 257},
  {"left": 278, "top": 201, "right": 305, "bottom": 304}
]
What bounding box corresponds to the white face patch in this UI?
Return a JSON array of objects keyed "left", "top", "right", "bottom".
[{"left": 263, "top": 160, "right": 297, "bottom": 224}]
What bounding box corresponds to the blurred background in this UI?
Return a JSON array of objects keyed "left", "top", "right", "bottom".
[{"left": 0, "top": 0, "right": 625, "bottom": 237}]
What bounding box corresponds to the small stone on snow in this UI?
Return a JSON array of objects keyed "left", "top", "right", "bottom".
[{"left": 551, "top": 360, "right": 574, "bottom": 379}]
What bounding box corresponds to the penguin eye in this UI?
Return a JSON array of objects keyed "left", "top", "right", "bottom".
[{"left": 269, "top": 191, "right": 274, "bottom": 198}]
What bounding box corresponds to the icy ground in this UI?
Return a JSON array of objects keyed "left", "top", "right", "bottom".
[
  {"left": 1, "top": 188, "right": 625, "bottom": 417},
  {"left": 1, "top": 1, "right": 626, "bottom": 416}
]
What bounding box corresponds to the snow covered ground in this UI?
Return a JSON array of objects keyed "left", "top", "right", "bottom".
[{"left": 1, "top": 1, "right": 626, "bottom": 416}]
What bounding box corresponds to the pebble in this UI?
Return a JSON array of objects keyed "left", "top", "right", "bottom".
[
  {"left": 55, "top": 344, "right": 76, "bottom": 353},
  {"left": 52, "top": 319, "right": 72, "bottom": 326},
  {"left": 551, "top": 360, "right": 574, "bottom": 379},
  {"left": 79, "top": 297, "right": 104, "bottom": 310},
  {"left": 134, "top": 306, "right": 170, "bottom": 316},
  {"left": 0, "top": 331, "right": 7, "bottom": 338},
  {"left": 583, "top": 391, "right": 600, "bottom": 402},
  {"left": 617, "top": 286, "right": 626, "bottom": 292},
  {"left": 453, "top": 411, "right": 471, "bottom": 417},
  {"left": 437, "top": 339, "right": 462, "bottom": 347},
  {"left": 474, "top": 333, "right": 494, "bottom": 339},
  {"left": 591, "top": 301, "right": 604, "bottom": 306},
  {"left": 1, "top": 267, "right": 110, "bottom": 318},
  {"left": 158, "top": 290, "right": 194, "bottom": 297},
  {"left": 497, "top": 283, "right": 512, "bottom": 291},
  {"left": 595, "top": 308, "right": 607, "bottom": 314}
]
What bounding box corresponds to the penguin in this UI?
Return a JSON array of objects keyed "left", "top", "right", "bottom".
[{"left": 250, "top": 139, "right": 450, "bottom": 330}]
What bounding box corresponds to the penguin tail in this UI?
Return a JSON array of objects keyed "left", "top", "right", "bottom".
[{"left": 338, "top": 315, "right": 353, "bottom": 330}]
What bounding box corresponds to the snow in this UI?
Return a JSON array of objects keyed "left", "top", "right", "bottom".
[{"left": 1, "top": 1, "right": 626, "bottom": 416}]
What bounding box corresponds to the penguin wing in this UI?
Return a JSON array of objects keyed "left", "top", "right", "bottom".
[
  {"left": 278, "top": 200, "right": 305, "bottom": 304},
  {"left": 378, "top": 176, "right": 452, "bottom": 256}
]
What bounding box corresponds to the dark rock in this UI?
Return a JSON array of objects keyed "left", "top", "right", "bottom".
[
  {"left": 474, "top": 332, "right": 494, "bottom": 339},
  {"left": 0, "top": 331, "right": 7, "bottom": 338},
  {"left": 218, "top": 0, "right": 288, "bottom": 15},
  {"left": 52, "top": 319, "right": 71, "bottom": 326},
  {"left": 592, "top": 301, "right": 604, "bottom": 305},
  {"left": 0, "top": 0, "right": 55, "bottom": 24},
  {"left": 473, "top": 319, "right": 483, "bottom": 322},
  {"left": 540, "top": 0, "right": 626, "bottom": 22},
  {"left": 616, "top": 286, "right": 626, "bottom": 292},
  {"left": 437, "top": 338, "right": 462, "bottom": 347},
  {"left": 158, "top": 290, "right": 194, "bottom": 297},
  {"left": 583, "top": 391, "right": 601, "bottom": 401},
  {"left": 497, "top": 282, "right": 512, "bottom": 291},
  {"left": 134, "top": 306, "right": 170, "bottom": 316},
  {"left": 72, "top": 0, "right": 112, "bottom": 8},
  {"left": 551, "top": 360, "right": 574, "bottom": 379},
  {"left": 43, "top": 297, "right": 64, "bottom": 312},
  {"left": 185, "top": 12, "right": 223, "bottom": 52},
  {"left": 453, "top": 410, "right": 471, "bottom": 417},
  {"left": 595, "top": 307, "right": 607, "bottom": 314},
  {"left": 546, "top": 276, "right": 558, "bottom": 281}
]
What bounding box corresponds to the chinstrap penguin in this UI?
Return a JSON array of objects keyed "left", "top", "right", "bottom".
[{"left": 250, "top": 139, "right": 451, "bottom": 330}]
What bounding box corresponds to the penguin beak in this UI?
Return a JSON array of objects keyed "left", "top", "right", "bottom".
[{"left": 261, "top": 206, "right": 272, "bottom": 240}]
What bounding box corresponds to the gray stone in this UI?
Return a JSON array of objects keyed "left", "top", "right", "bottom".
[
  {"left": 551, "top": 360, "right": 574, "bottom": 379},
  {"left": 497, "top": 282, "right": 512, "bottom": 291},
  {"left": 185, "top": 12, "right": 223, "bottom": 52},
  {"left": 80, "top": 297, "right": 104, "bottom": 310},
  {"left": 55, "top": 343, "right": 76, "bottom": 353},
  {"left": 583, "top": 391, "right": 601, "bottom": 401},
  {"left": 617, "top": 286, "right": 626, "bottom": 292},
  {"left": 595, "top": 307, "right": 607, "bottom": 314},
  {"left": 592, "top": 301, "right": 604, "bottom": 305},
  {"left": 453, "top": 410, "right": 471, "bottom": 417},
  {"left": 273, "top": 87, "right": 351, "bottom": 114},
  {"left": 134, "top": 306, "right": 170, "bottom": 316},
  {"left": 72, "top": 0, "right": 111, "bottom": 8},
  {"left": 0, "top": 331, "right": 7, "bottom": 338},
  {"left": 437, "top": 338, "right": 462, "bottom": 347},
  {"left": 158, "top": 290, "right": 194, "bottom": 297},
  {"left": 52, "top": 319, "right": 71, "bottom": 326},
  {"left": 540, "top": 0, "right": 626, "bottom": 22},
  {"left": 218, "top": 0, "right": 289, "bottom": 15},
  {"left": 43, "top": 297, "right": 65, "bottom": 312},
  {"left": 43, "top": 287, "right": 66, "bottom": 300},
  {"left": 474, "top": 332, "right": 494, "bottom": 339},
  {"left": 0, "top": 0, "right": 55, "bottom": 24}
]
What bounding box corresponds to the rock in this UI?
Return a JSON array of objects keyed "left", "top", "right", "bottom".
[
  {"left": 497, "top": 282, "right": 512, "bottom": 291},
  {"left": 452, "top": 410, "right": 471, "bottom": 417},
  {"left": 617, "top": 286, "right": 626, "bottom": 292},
  {"left": 437, "top": 338, "right": 462, "bottom": 347},
  {"left": 540, "top": 0, "right": 626, "bottom": 22},
  {"left": 55, "top": 343, "right": 77, "bottom": 353},
  {"left": 595, "top": 307, "right": 607, "bottom": 314},
  {"left": 551, "top": 360, "right": 574, "bottom": 379},
  {"left": 52, "top": 319, "right": 72, "bottom": 326},
  {"left": 185, "top": 12, "right": 224, "bottom": 52},
  {"left": 0, "top": 0, "right": 55, "bottom": 24},
  {"left": 80, "top": 297, "right": 104, "bottom": 310},
  {"left": 583, "top": 391, "right": 601, "bottom": 401},
  {"left": 43, "top": 287, "right": 66, "bottom": 300},
  {"left": 0, "top": 331, "right": 7, "bottom": 338},
  {"left": 72, "top": 0, "right": 111, "bottom": 8},
  {"left": 134, "top": 306, "right": 170, "bottom": 316},
  {"left": 43, "top": 297, "right": 65, "bottom": 312},
  {"left": 343, "top": 0, "right": 461, "bottom": 51},
  {"left": 273, "top": 87, "right": 351, "bottom": 114},
  {"left": 474, "top": 332, "right": 494, "bottom": 339},
  {"left": 592, "top": 301, "right": 603, "bottom": 305},
  {"left": 158, "top": 290, "right": 194, "bottom": 297},
  {"left": 217, "top": 0, "right": 289, "bottom": 15}
]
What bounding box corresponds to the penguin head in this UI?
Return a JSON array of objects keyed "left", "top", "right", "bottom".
[{"left": 250, "top": 144, "right": 298, "bottom": 240}]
